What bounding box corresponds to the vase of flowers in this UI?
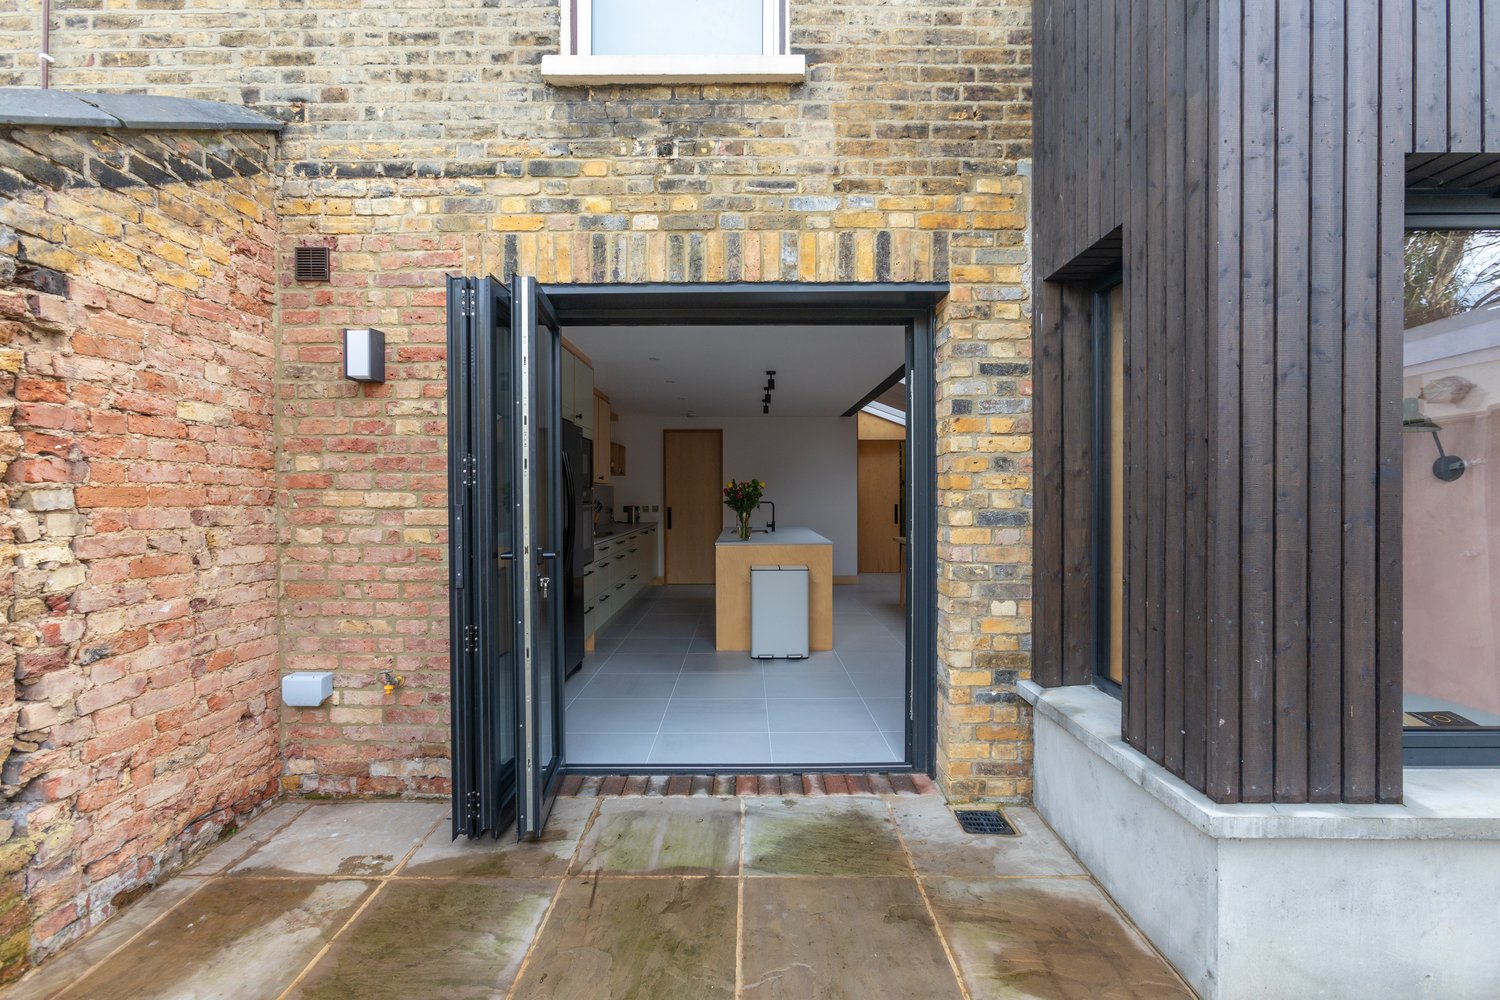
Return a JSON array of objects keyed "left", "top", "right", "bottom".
[{"left": 723, "top": 478, "right": 765, "bottom": 540}]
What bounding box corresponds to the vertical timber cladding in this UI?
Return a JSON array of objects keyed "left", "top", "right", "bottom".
[
  {"left": 1032, "top": 0, "right": 1500, "bottom": 805},
  {"left": 220, "top": 2, "right": 1027, "bottom": 800}
]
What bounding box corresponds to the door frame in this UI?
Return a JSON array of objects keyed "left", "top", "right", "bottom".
[{"left": 541, "top": 282, "right": 945, "bottom": 777}]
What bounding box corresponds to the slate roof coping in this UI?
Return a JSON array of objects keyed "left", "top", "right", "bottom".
[{"left": 0, "top": 87, "right": 283, "bottom": 132}]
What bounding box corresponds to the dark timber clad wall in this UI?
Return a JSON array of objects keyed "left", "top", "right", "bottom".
[{"left": 1035, "top": 0, "right": 1500, "bottom": 804}]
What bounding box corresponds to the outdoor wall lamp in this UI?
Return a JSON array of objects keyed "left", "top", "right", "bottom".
[
  {"left": 1403, "top": 397, "right": 1466, "bottom": 482},
  {"left": 344, "top": 327, "right": 386, "bottom": 383}
]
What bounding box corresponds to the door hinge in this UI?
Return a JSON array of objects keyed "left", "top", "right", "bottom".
[
  {"left": 460, "top": 285, "right": 476, "bottom": 317},
  {"left": 465, "top": 790, "right": 481, "bottom": 820},
  {"left": 462, "top": 454, "right": 477, "bottom": 488},
  {"left": 463, "top": 623, "right": 479, "bottom": 654}
]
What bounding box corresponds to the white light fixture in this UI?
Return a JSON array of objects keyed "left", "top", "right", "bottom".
[
  {"left": 344, "top": 328, "right": 386, "bottom": 383},
  {"left": 282, "top": 671, "right": 333, "bottom": 707}
]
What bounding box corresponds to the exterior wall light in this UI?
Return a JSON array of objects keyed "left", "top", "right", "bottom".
[
  {"left": 1403, "top": 396, "right": 1466, "bottom": 482},
  {"left": 344, "top": 327, "right": 386, "bottom": 383}
]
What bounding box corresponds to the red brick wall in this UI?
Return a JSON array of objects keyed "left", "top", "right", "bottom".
[{"left": 0, "top": 126, "right": 281, "bottom": 973}]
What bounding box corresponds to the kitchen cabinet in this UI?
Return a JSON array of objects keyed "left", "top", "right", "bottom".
[
  {"left": 610, "top": 441, "right": 626, "bottom": 477},
  {"left": 592, "top": 392, "right": 611, "bottom": 484},
  {"left": 583, "top": 523, "right": 657, "bottom": 639},
  {"left": 561, "top": 345, "right": 596, "bottom": 440}
]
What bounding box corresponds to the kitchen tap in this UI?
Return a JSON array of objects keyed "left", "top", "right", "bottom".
[{"left": 760, "top": 500, "right": 776, "bottom": 533}]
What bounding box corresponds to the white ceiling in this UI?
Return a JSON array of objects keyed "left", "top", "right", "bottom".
[{"left": 564, "top": 325, "right": 905, "bottom": 418}]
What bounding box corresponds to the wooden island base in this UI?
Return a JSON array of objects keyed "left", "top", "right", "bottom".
[{"left": 713, "top": 529, "right": 833, "bottom": 652}]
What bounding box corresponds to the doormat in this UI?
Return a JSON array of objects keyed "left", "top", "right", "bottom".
[
  {"left": 1406, "top": 710, "right": 1481, "bottom": 728},
  {"left": 954, "top": 809, "right": 1016, "bottom": 836}
]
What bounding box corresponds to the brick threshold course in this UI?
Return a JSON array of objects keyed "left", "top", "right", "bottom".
[{"left": 559, "top": 772, "right": 940, "bottom": 798}]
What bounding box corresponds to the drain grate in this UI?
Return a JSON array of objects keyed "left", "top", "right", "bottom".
[{"left": 954, "top": 809, "right": 1016, "bottom": 836}]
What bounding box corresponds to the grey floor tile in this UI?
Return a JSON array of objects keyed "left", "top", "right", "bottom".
[
  {"left": 402, "top": 798, "right": 594, "bottom": 878},
  {"left": 924, "top": 877, "right": 1193, "bottom": 999},
  {"left": 849, "top": 669, "right": 907, "bottom": 699},
  {"left": 671, "top": 670, "right": 766, "bottom": 699},
  {"left": 573, "top": 798, "right": 740, "bottom": 875},
  {"left": 758, "top": 652, "right": 846, "bottom": 674},
  {"left": 287, "top": 880, "right": 557, "bottom": 1000},
  {"left": 762, "top": 671, "right": 859, "bottom": 699},
  {"left": 659, "top": 697, "right": 768, "bottom": 733},
  {"left": 565, "top": 732, "right": 658, "bottom": 763},
  {"left": 741, "top": 877, "right": 963, "bottom": 1000},
  {"left": 744, "top": 797, "right": 910, "bottom": 876},
  {"left": 767, "top": 697, "right": 879, "bottom": 733},
  {"left": 594, "top": 651, "right": 685, "bottom": 674},
  {"left": 679, "top": 652, "right": 762, "bottom": 673},
  {"left": 570, "top": 671, "right": 681, "bottom": 700},
  {"left": 613, "top": 635, "right": 693, "bottom": 655},
  {"left": 230, "top": 802, "right": 442, "bottom": 877},
  {"left": 510, "top": 877, "right": 736, "bottom": 1000},
  {"left": 565, "top": 697, "right": 669, "bottom": 734},
  {"left": 863, "top": 697, "right": 908, "bottom": 731},
  {"left": 49, "top": 879, "right": 374, "bottom": 1000},
  {"left": 770, "top": 732, "right": 899, "bottom": 764},
  {"left": 648, "top": 732, "right": 773, "bottom": 765}
]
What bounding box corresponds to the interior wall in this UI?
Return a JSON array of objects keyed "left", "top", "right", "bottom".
[{"left": 610, "top": 415, "right": 860, "bottom": 577}]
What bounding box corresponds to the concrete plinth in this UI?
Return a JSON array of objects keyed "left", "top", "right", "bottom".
[{"left": 1020, "top": 681, "right": 1500, "bottom": 1000}]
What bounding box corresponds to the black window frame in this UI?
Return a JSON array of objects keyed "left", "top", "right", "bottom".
[
  {"left": 1091, "top": 270, "right": 1126, "bottom": 698},
  {"left": 1401, "top": 191, "right": 1500, "bottom": 766}
]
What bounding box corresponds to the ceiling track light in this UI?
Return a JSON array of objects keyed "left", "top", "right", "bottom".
[{"left": 765, "top": 370, "right": 776, "bottom": 391}]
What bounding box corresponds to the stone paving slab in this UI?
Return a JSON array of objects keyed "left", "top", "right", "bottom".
[
  {"left": 229, "top": 802, "right": 444, "bottom": 877},
  {"left": 47, "top": 879, "right": 373, "bottom": 1000},
  {"left": 285, "top": 879, "right": 557, "bottom": 1000},
  {"left": 401, "top": 798, "right": 593, "bottom": 879},
  {"left": 743, "top": 795, "right": 910, "bottom": 876},
  {"left": 741, "top": 876, "right": 964, "bottom": 999},
  {"left": 924, "top": 876, "right": 1196, "bottom": 999},
  {"left": 572, "top": 796, "right": 740, "bottom": 875},
  {"left": 11, "top": 795, "right": 1194, "bottom": 1000},
  {"left": 889, "top": 797, "right": 1087, "bottom": 877},
  {"left": 509, "top": 876, "right": 737, "bottom": 1000},
  {"left": 183, "top": 801, "right": 311, "bottom": 876},
  {"left": 7, "top": 878, "right": 207, "bottom": 1000}
]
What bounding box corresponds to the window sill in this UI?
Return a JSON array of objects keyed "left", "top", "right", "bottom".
[{"left": 540, "top": 54, "right": 808, "bottom": 86}]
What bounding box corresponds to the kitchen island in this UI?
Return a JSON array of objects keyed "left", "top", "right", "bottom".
[{"left": 714, "top": 527, "right": 833, "bottom": 652}]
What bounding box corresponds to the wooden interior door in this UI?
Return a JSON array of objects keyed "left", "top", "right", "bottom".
[
  {"left": 663, "top": 429, "right": 723, "bottom": 584},
  {"left": 858, "top": 440, "right": 903, "bottom": 573}
]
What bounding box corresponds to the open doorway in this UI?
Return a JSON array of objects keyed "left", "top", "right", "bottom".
[
  {"left": 559, "top": 322, "right": 910, "bottom": 768},
  {"left": 447, "top": 281, "right": 942, "bottom": 837}
]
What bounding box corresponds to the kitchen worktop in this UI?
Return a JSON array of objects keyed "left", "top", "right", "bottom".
[
  {"left": 592, "top": 521, "right": 658, "bottom": 542},
  {"left": 715, "top": 527, "right": 831, "bottom": 546}
]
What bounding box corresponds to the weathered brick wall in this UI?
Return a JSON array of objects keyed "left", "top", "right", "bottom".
[
  {"left": 3, "top": 0, "right": 1035, "bottom": 804},
  {"left": 0, "top": 127, "right": 281, "bottom": 974}
]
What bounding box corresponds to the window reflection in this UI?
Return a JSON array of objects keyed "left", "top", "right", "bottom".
[{"left": 1403, "top": 228, "right": 1500, "bottom": 731}]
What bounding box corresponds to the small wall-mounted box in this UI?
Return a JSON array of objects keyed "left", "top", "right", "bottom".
[
  {"left": 343, "top": 327, "right": 385, "bottom": 383},
  {"left": 282, "top": 671, "right": 334, "bottom": 707}
]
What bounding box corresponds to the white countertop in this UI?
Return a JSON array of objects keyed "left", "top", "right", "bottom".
[{"left": 716, "top": 527, "right": 831, "bottom": 546}]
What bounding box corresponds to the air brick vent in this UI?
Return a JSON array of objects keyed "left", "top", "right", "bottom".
[
  {"left": 953, "top": 809, "right": 1016, "bottom": 836},
  {"left": 294, "top": 245, "right": 331, "bottom": 282}
]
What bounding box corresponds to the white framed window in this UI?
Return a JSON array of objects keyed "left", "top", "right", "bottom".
[{"left": 543, "top": 0, "right": 805, "bottom": 86}]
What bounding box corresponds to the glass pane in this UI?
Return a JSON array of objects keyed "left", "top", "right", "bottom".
[
  {"left": 591, "top": 0, "right": 765, "bottom": 56},
  {"left": 1402, "top": 228, "right": 1500, "bottom": 730},
  {"left": 1107, "top": 284, "right": 1126, "bottom": 685}
]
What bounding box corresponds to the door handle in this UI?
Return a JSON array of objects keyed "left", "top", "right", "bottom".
[
  {"left": 666, "top": 507, "right": 672, "bottom": 530},
  {"left": 893, "top": 504, "right": 899, "bottom": 525}
]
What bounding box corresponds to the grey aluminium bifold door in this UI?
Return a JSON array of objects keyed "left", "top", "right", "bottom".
[
  {"left": 448, "top": 274, "right": 565, "bottom": 841},
  {"left": 513, "top": 275, "right": 566, "bottom": 839}
]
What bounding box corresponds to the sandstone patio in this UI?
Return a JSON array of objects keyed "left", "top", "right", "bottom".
[{"left": 8, "top": 788, "right": 1191, "bottom": 999}]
